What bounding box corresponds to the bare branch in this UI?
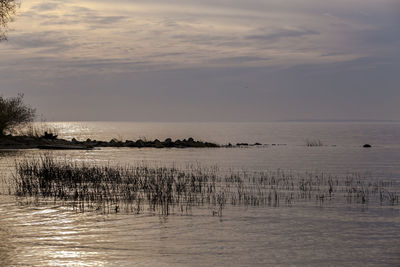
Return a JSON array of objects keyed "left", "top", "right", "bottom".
[{"left": 0, "top": 0, "right": 19, "bottom": 41}]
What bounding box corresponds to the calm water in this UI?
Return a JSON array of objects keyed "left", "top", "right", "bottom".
[{"left": 1, "top": 122, "right": 399, "bottom": 266}]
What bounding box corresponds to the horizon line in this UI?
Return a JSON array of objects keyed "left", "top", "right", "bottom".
[{"left": 33, "top": 119, "right": 400, "bottom": 123}]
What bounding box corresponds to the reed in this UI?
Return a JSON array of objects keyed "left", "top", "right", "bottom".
[
  {"left": 305, "top": 139, "right": 323, "bottom": 147},
  {"left": 10, "top": 155, "right": 399, "bottom": 215}
]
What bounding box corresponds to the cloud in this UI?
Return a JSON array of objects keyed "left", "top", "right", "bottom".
[
  {"left": 171, "top": 33, "right": 239, "bottom": 46},
  {"left": 6, "top": 31, "right": 70, "bottom": 50},
  {"left": 247, "top": 29, "right": 319, "bottom": 41},
  {"left": 207, "top": 56, "right": 270, "bottom": 65},
  {"left": 31, "top": 2, "right": 60, "bottom": 11},
  {"left": 2, "top": 0, "right": 399, "bottom": 79}
]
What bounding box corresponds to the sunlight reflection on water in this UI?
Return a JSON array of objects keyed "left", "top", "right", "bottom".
[{"left": 1, "top": 122, "right": 400, "bottom": 266}]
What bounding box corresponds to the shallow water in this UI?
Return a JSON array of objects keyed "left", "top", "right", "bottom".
[{"left": 1, "top": 122, "right": 400, "bottom": 266}]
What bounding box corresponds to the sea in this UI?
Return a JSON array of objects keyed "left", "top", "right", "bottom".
[{"left": 0, "top": 122, "right": 399, "bottom": 266}]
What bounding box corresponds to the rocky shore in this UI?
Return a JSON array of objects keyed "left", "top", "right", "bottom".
[{"left": 0, "top": 134, "right": 219, "bottom": 150}]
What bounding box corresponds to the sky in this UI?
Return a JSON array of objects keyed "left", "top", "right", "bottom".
[{"left": 1, "top": 0, "right": 399, "bottom": 122}]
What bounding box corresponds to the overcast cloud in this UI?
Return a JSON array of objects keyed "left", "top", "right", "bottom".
[{"left": 0, "top": 0, "right": 399, "bottom": 121}]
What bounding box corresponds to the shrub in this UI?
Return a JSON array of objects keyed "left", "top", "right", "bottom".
[{"left": 0, "top": 94, "right": 36, "bottom": 136}]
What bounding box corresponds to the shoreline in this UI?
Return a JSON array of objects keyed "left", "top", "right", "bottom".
[{"left": 0, "top": 135, "right": 219, "bottom": 150}]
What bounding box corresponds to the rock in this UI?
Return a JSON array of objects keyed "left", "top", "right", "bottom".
[
  {"left": 136, "top": 139, "right": 145, "bottom": 147},
  {"left": 205, "top": 142, "right": 218, "bottom": 148},
  {"left": 236, "top": 143, "right": 249, "bottom": 146},
  {"left": 0, "top": 135, "right": 219, "bottom": 150},
  {"left": 42, "top": 132, "right": 58, "bottom": 140},
  {"left": 174, "top": 139, "right": 183, "bottom": 147},
  {"left": 125, "top": 140, "right": 135, "bottom": 147},
  {"left": 163, "top": 138, "right": 173, "bottom": 147},
  {"left": 154, "top": 139, "right": 164, "bottom": 148}
]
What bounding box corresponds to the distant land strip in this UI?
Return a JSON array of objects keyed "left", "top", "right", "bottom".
[{"left": 0, "top": 134, "right": 220, "bottom": 150}]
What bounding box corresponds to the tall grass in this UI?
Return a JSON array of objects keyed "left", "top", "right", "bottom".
[
  {"left": 11, "top": 156, "right": 399, "bottom": 215},
  {"left": 305, "top": 139, "right": 323, "bottom": 147}
]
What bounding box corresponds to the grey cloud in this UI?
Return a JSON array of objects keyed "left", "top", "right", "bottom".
[
  {"left": 0, "top": 55, "right": 157, "bottom": 78},
  {"left": 359, "top": 27, "right": 400, "bottom": 44},
  {"left": 31, "top": 2, "right": 60, "bottom": 11},
  {"left": 7, "top": 31, "right": 71, "bottom": 50},
  {"left": 4, "top": 57, "right": 399, "bottom": 122},
  {"left": 70, "top": 6, "right": 92, "bottom": 13},
  {"left": 27, "top": 4, "right": 128, "bottom": 29},
  {"left": 208, "top": 56, "right": 270, "bottom": 65},
  {"left": 148, "top": 52, "right": 185, "bottom": 58},
  {"left": 40, "top": 14, "right": 128, "bottom": 28},
  {"left": 2, "top": 0, "right": 400, "bottom": 122},
  {"left": 247, "top": 29, "right": 319, "bottom": 41},
  {"left": 172, "top": 34, "right": 240, "bottom": 46},
  {"left": 85, "top": 15, "right": 127, "bottom": 26},
  {"left": 67, "top": 5, "right": 128, "bottom": 27}
]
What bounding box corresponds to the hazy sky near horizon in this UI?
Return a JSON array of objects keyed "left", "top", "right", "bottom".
[{"left": 1, "top": 0, "right": 399, "bottom": 121}]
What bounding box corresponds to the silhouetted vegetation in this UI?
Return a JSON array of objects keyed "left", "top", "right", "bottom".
[
  {"left": 305, "top": 139, "right": 323, "bottom": 147},
  {"left": 11, "top": 155, "right": 399, "bottom": 216},
  {"left": 0, "top": 0, "right": 19, "bottom": 41},
  {"left": 0, "top": 94, "right": 36, "bottom": 136}
]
